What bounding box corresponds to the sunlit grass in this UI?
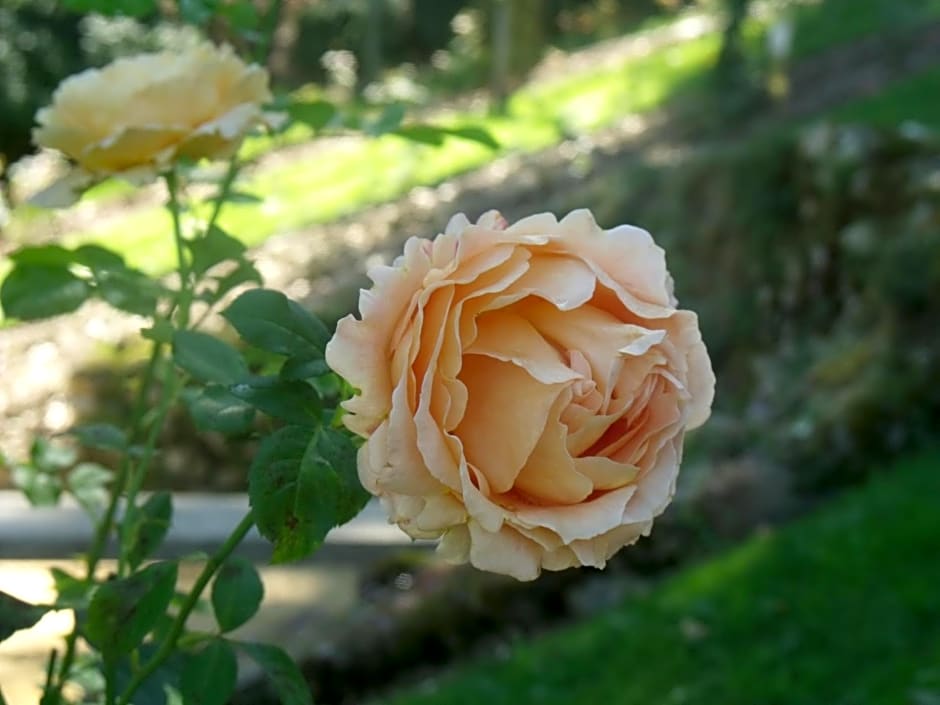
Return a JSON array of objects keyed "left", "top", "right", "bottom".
[
  {"left": 52, "top": 35, "right": 720, "bottom": 276},
  {"left": 10, "top": 0, "right": 940, "bottom": 279},
  {"left": 376, "top": 451, "right": 940, "bottom": 705}
]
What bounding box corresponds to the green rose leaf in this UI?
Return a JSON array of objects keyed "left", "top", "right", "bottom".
[
  {"left": 92, "top": 266, "right": 162, "bottom": 316},
  {"left": 188, "top": 226, "right": 247, "bottom": 277},
  {"left": 222, "top": 190, "right": 263, "bottom": 204},
  {"left": 178, "top": 0, "right": 215, "bottom": 25},
  {"left": 390, "top": 123, "right": 500, "bottom": 149},
  {"left": 209, "top": 260, "right": 263, "bottom": 303},
  {"left": 228, "top": 376, "right": 321, "bottom": 425},
  {"left": 249, "top": 425, "right": 368, "bottom": 563},
  {"left": 223, "top": 289, "right": 330, "bottom": 358},
  {"left": 12, "top": 464, "right": 62, "bottom": 507},
  {"left": 0, "top": 591, "right": 48, "bottom": 643},
  {"left": 50, "top": 567, "right": 93, "bottom": 610},
  {"left": 248, "top": 426, "right": 309, "bottom": 559},
  {"left": 180, "top": 639, "right": 238, "bottom": 705},
  {"left": 72, "top": 244, "right": 126, "bottom": 269},
  {"left": 67, "top": 462, "right": 113, "bottom": 519},
  {"left": 238, "top": 642, "right": 312, "bottom": 705},
  {"left": 288, "top": 100, "right": 337, "bottom": 132},
  {"left": 279, "top": 356, "right": 330, "bottom": 381},
  {"left": 173, "top": 330, "right": 249, "bottom": 385},
  {"left": 182, "top": 385, "right": 256, "bottom": 435},
  {"left": 84, "top": 561, "right": 177, "bottom": 661},
  {"left": 443, "top": 125, "right": 501, "bottom": 149},
  {"left": 113, "top": 643, "right": 184, "bottom": 705},
  {"left": 69, "top": 423, "right": 128, "bottom": 452},
  {"left": 7, "top": 245, "right": 74, "bottom": 267},
  {"left": 61, "top": 0, "right": 158, "bottom": 18},
  {"left": 302, "top": 425, "right": 370, "bottom": 531},
  {"left": 0, "top": 264, "right": 91, "bottom": 321},
  {"left": 123, "top": 492, "right": 174, "bottom": 570},
  {"left": 142, "top": 319, "right": 177, "bottom": 345},
  {"left": 391, "top": 124, "right": 447, "bottom": 146},
  {"left": 31, "top": 438, "right": 77, "bottom": 471},
  {"left": 211, "top": 558, "right": 264, "bottom": 632},
  {"left": 364, "top": 103, "right": 406, "bottom": 136}
]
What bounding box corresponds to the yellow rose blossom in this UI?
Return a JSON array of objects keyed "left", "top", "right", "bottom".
[{"left": 32, "top": 42, "right": 280, "bottom": 205}]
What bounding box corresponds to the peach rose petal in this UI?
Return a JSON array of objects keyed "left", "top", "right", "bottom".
[
  {"left": 455, "top": 355, "right": 564, "bottom": 493},
  {"left": 437, "top": 524, "right": 472, "bottom": 563},
  {"left": 465, "top": 310, "right": 581, "bottom": 384},
  {"left": 574, "top": 456, "right": 639, "bottom": 491},
  {"left": 382, "top": 382, "right": 448, "bottom": 496},
  {"left": 326, "top": 209, "right": 715, "bottom": 581},
  {"left": 468, "top": 521, "right": 542, "bottom": 582},
  {"left": 513, "top": 392, "right": 594, "bottom": 505}
]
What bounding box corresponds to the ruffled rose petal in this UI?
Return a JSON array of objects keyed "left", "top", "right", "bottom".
[
  {"left": 488, "top": 253, "right": 597, "bottom": 312},
  {"left": 327, "top": 237, "right": 434, "bottom": 436},
  {"left": 513, "top": 392, "right": 593, "bottom": 505},
  {"left": 514, "top": 483, "right": 638, "bottom": 544},
  {"left": 556, "top": 209, "right": 673, "bottom": 311},
  {"left": 437, "top": 524, "right": 471, "bottom": 563},
  {"left": 465, "top": 310, "right": 581, "bottom": 384},
  {"left": 326, "top": 209, "right": 714, "bottom": 581},
  {"left": 574, "top": 456, "right": 639, "bottom": 491},
  {"left": 380, "top": 381, "right": 449, "bottom": 495},
  {"left": 455, "top": 355, "right": 565, "bottom": 493},
  {"left": 468, "top": 520, "right": 542, "bottom": 581}
]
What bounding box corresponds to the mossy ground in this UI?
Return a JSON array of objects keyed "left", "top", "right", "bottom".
[{"left": 377, "top": 451, "right": 940, "bottom": 705}]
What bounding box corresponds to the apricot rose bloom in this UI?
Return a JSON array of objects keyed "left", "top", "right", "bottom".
[
  {"left": 32, "top": 42, "right": 277, "bottom": 203},
  {"left": 326, "top": 210, "right": 714, "bottom": 580}
]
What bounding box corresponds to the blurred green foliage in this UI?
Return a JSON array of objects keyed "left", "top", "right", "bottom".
[
  {"left": 586, "top": 118, "right": 940, "bottom": 490},
  {"left": 0, "top": 0, "right": 84, "bottom": 168}
]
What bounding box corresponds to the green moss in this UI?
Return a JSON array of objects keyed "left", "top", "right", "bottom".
[
  {"left": 829, "top": 67, "right": 940, "bottom": 128},
  {"left": 378, "top": 451, "right": 940, "bottom": 705}
]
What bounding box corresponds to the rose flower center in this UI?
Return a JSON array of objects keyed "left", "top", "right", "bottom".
[{"left": 452, "top": 285, "right": 683, "bottom": 509}]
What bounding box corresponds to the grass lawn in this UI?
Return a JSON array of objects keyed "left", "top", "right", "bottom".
[
  {"left": 376, "top": 451, "right": 940, "bottom": 705},
  {"left": 830, "top": 67, "right": 940, "bottom": 128}
]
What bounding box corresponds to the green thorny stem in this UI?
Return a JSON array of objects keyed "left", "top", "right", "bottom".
[
  {"left": 46, "top": 159, "right": 243, "bottom": 701},
  {"left": 118, "top": 168, "right": 195, "bottom": 546},
  {"left": 115, "top": 512, "right": 256, "bottom": 705},
  {"left": 119, "top": 158, "right": 240, "bottom": 517}
]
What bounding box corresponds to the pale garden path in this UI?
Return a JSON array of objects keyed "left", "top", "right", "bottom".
[{"left": 1, "top": 20, "right": 938, "bottom": 462}]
